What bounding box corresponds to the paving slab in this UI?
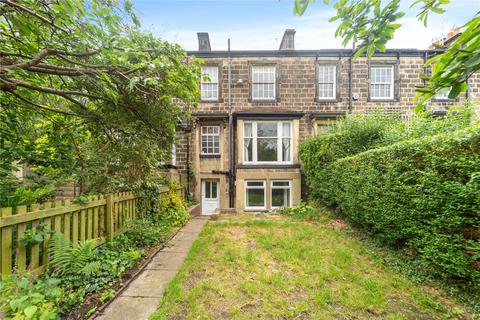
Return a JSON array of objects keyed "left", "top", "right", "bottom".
[
  {"left": 95, "top": 296, "right": 159, "bottom": 320},
  {"left": 94, "top": 217, "right": 207, "bottom": 320},
  {"left": 147, "top": 251, "right": 188, "bottom": 270},
  {"left": 120, "top": 269, "right": 177, "bottom": 298},
  {"left": 162, "top": 239, "right": 196, "bottom": 253}
]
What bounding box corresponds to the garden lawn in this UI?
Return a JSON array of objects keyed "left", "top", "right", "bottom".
[{"left": 151, "top": 213, "right": 471, "bottom": 320}]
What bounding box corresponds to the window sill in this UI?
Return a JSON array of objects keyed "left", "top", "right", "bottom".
[
  {"left": 367, "top": 98, "right": 398, "bottom": 103},
  {"left": 315, "top": 98, "right": 340, "bottom": 103},
  {"left": 200, "top": 154, "right": 221, "bottom": 159},
  {"left": 237, "top": 164, "right": 300, "bottom": 169},
  {"left": 244, "top": 208, "right": 267, "bottom": 212},
  {"left": 250, "top": 99, "right": 278, "bottom": 104}
]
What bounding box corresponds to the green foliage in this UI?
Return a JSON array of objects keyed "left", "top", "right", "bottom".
[
  {"left": 0, "top": 0, "right": 202, "bottom": 199},
  {"left": 302, "top": 123, "right": 480, "bottom": 280},
  {"left": 136, "top": 181, "right": 189, "bottom": 227},
  {"left": 158, "top": 187, "right": 189, "bottom": 227},
  {"left": 278, "top": 203, "right": 319, "bottom": 220},
  {"left": 19, "top": 223, "right": 55, "bottom": 247},
  {"left": 416, "top": 15, "right": 480, "bottom": 108},
  {"left": 293, "top": 0, "right": 476, "bottom": 105},
  {"left": 0, "top": 274, "right": 62, "bottom": 320},
  {"left": 116, "top": 219, "right": 170, "bottom": 248},
  {"left": 300, "top": 107, "right": 475, "bottom": 203},
  {"left": 49, "top": 233, "right": 100, "bottom": 277}
]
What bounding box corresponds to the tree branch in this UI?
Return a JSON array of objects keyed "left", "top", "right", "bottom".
[{"left": 1, "top": 0, "right": 69, "bottom": 33}]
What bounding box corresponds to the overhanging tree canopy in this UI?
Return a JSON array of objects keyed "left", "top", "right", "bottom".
[
  {"left": 294, "top": 0, "right": 480, "bottom": 110},
  {"left": 0, "top": 0, "right": 202, "bottom": 200}
]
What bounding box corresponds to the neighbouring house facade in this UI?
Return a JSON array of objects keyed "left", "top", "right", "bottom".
[{"left": 167, "top": 29, "right": 480, "bottom": 214}]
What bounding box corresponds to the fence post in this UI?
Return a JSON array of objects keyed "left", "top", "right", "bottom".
[{"left": 105, "top": 194, "right": 114, "bottom": 241}]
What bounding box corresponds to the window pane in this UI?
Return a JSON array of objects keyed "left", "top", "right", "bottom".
[
  {"left": 244, "top": 138, "right": 253, "bottom": 162},
  {"left": 282, "top": 138, "right": 290, "bottom": 162},
  {"left": 257, "top": 123, "right": 277, "bottom": 137},
  {"left": 211, "top": 182, "right": 217, "bottom": 198},
  {"left": 247, "top": 189, "right": 265, "bottom": 207},
  {"left": 244, "top": 123, "right": 252, "bottom": 137},
  {"left": 247, "top": 181, "right": 264, "bottom": 187},
  {"left": 272, "top": 181, "right": 290, "bottom": 187},
  {"left": 205, "top": 181, "right": 211, "bottom": 198},
  {"left": 282, "top": 122, "right": 291, "bottom": 138},
  {"left": 272, "top": 188, "right": 290, "bottom": 207},
  {"left": 257, "top": 138, "right": 277, "bottom": 162}
]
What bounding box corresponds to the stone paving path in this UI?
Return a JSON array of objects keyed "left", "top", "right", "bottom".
[{"left": 95, "top": 217, "right": 208, "bottom": 320}]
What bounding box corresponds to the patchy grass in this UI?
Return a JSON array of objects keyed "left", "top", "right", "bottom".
[{"left": 151, "top": 212, "right": 473, "bottom": 320}]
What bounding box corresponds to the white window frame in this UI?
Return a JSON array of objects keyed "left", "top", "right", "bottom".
[
  {"left": 317, "top": 65, "right": 336, "bottom": 100},
  {"left": 245, "top": 180, "right": 266, "bottom": 211},
  {"left": 243, "top": 121, "right": 292, "bottom": 165},
  {"left": 201, "top": 66, "right": 219, "bottom": 101},
  {"left": 270, "top": 180, "right": 292, "bottom": 209},
  {"left": 251, "top": 65, "right": 276, "bottom": 101},
  {"left": 370, "top": 65, "right": 394, "bottom": 100},
  {"left": 201, "top": 126, "right": 220, "bottom": 155}
]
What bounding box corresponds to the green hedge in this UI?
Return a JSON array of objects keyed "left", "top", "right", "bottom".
[{"left": 302, "top": 124, "right": 480, "bottom": 280}]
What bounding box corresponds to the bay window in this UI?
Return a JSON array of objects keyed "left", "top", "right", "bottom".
[{"left": 243, "top": 121, "right": 292, "bottom": 164}]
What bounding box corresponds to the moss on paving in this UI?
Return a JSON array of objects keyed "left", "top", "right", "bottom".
[{"left": 150, "top": 213, "right": 471, "bottom": 320}]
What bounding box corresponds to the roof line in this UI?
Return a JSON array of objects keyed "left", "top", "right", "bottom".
[{"left": 188, "top": 49, "right": 444, "bottom": 57}]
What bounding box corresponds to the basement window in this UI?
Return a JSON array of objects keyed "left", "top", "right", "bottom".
[
  {"left": 317, "top": 65, "right": 336, "bottom": 99},
  {"left": 243, "top": 121, "right": 292, "bottom": 164},
  {"left": 201, "top": 126, "right": 220, "bottom": 155},
  {"left": 201, "top": 66, "right": 219, "bottom": 101},
  {"left": 370, "top": 65, "right": 394, "bottom": 100},
  {"left": 271, "top": 180, "right": 291, "bottom": 208},
  {"left": 251, "top": 66, "right": 276, "bottom": 101},
  {"left": 245, "top": 180, "right": 266, "bottom": 210}
]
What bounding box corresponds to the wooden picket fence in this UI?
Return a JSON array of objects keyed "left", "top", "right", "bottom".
[{"left": 0, "top": 187, "right": 182, "bottom": 276}]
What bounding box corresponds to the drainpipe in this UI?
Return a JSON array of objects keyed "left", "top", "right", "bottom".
[
  {"left": 348, "top": 42, "right": 355, "bottom": 113},
  {"left": 227, "top": 39, "right": 234, "bottom": 209}
]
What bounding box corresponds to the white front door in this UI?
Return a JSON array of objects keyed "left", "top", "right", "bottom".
[{"left": 201, "top": 180, "right": 219, "bottom": 215}]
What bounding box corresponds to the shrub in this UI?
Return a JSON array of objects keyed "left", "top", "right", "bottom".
[
  {"left": 0, "top": 274, "right": 62, "bottom": 320},
  {"left": 309, "top": 124, "right": 480, "bottom": 280},
  {"left": 116, "top": 219, "right": 170, "bottom": 248},
  {"left": 278, "top": 203, "right": 319, "bottom": 220},
  {"left": 300, "top": 107, "right": 475, "bottom": 203}
]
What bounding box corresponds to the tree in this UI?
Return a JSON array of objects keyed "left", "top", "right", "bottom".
[
  {"left": 294, "top": 0, "right": 480, "bottom": 110},
  {"left": 0, "top": 0, "right": 202, "bottom": 203}
]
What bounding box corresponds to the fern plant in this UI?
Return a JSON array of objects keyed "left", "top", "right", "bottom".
[{"left": 49, "top": 233, "right": 101, "bottom": 276}]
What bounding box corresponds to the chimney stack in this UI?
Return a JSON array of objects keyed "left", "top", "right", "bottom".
[
  {"left": 279, "top": 29, "right": 295, "bottom": 51},
  {"left": 197, "top": 32, "right": 211, "bottom": 52}
]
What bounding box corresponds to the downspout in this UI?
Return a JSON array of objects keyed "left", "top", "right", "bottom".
[
  {"left": 227, "top": 39, "right": 234, "bottom": 209},
  {"left": 348, "top": 42, "right": 355, "bottom": 113}
]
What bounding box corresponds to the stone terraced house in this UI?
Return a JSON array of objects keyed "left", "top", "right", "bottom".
[{"left": 166, "top": 29, "right": 480, "bottom": 215}]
